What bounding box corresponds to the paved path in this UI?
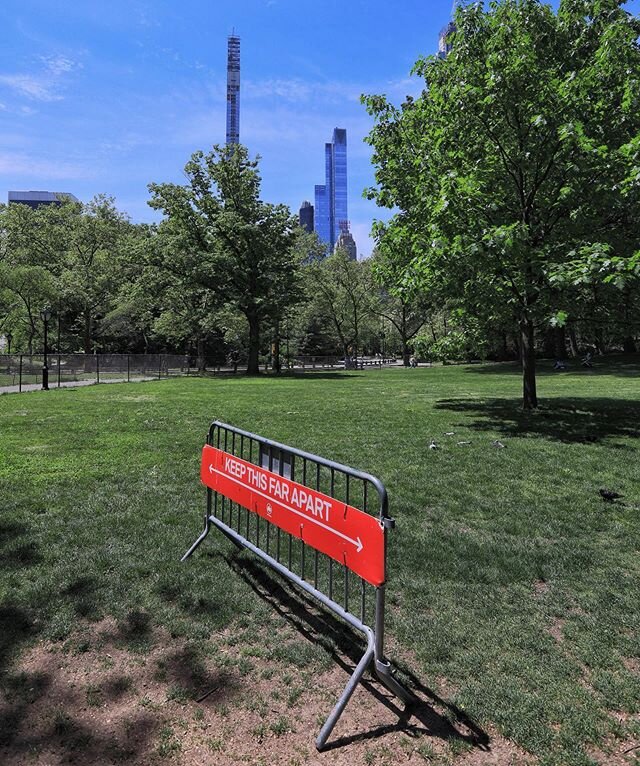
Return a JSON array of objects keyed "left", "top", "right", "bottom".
[{"left": 0, "top": 377, "right": 158, "bottom": 395}]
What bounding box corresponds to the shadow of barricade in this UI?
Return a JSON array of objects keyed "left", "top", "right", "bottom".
[{"left": 225, "top": 551, "right": 490, "bottom": 754}]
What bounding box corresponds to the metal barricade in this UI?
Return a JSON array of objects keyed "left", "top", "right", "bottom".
[{"left": 182, "top": 421, "right": 414, "bottom": 749}]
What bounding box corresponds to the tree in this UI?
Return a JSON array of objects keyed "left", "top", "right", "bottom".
[
  {"left": 364, "top": 0, "right": 640, "bottom": 408},
  {"left": 148, "top": 145, "right": 301, "bottom": 375},
  {"left": 57, "top": 195, "right": 132, "bottom": 354},
  {"left": 0, "top": 200, "right": 67, "bottom": 352},
  {"left": 370, "top": 220, "right": 432, "bottom": 365},
  {"left": 308, "top": 249, "right": 374, "bottom": 367}
]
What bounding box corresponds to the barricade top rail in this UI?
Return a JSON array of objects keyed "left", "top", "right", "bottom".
[{"left": 207, "top": 419, "right": 390, "bottom": 518}]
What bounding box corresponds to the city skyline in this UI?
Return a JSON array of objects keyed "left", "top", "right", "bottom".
[{"left": 4, "top": 1, "right": 636, "bottom": 258}]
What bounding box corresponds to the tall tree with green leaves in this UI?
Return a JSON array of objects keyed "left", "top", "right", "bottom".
[
  {"left": 148, "top": 145, "right": 301, "bottom": 375},
  {"left": 364, "top": 0, "right": 640, "bottom": 408},
  {"left": 370, "top": 220, "right": 432, "bottom": 365},
  {"left": 58, "top": 195, "right": 132, "bottom": 354},
  {"left": 308, "top": 248, "right": 374, "bottom": 367}
]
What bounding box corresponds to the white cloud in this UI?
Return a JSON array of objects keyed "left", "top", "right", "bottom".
[
  {"left": 0, "top": 74, "right": 62, "bottom": 102},
  {"left": 0, "top": 152, "right": 92, "bottom": 180},
  {"left": 0, "top": 55, "right": 82, "bottom": 102},
  {"left": 242, "top": 75, "right": 422, "bottom": 107},
  {"left": 41, "top": 55, "right": 80, "bottom": 76}
]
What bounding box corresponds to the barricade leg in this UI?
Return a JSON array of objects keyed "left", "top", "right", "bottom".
[
  {"left": 373, "top": 586, "right": 416, "bottom": 705},
  {"left": 181, "top": 490, "right": 212, "bottom": 561},
  {"left": 316, "top": 634, "right": 375, "bottom": 750},
  {"left": 375, "top": 658, "right": 415, "bottom": 704},
  {"left": 181, "top": 525, "right": 210, "bottom": 561}
]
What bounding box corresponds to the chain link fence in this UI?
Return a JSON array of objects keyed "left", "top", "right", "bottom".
[{"left": 0, "top": 354, "right": 190, "bottom": 391}]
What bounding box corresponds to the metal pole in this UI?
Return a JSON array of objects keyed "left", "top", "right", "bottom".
[
  {"left": 42, "top": 319, "right": 49, "bottom": 391},
  {"left": 19, "top": 355, "right": 23, "bottom": 392},
  {"left": 96, "top": 354, "right": 99, "bottom": 384},
  {"left": 57, "top": 354, "right": 61, "bottom": 388},
  {"left": 127, "top": 354, "right": 130, "bottom": 382}
]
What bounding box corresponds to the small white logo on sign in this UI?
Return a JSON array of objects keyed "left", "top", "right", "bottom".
[{"left": 266, "top": 503, "right": 273, "bottom": 517}]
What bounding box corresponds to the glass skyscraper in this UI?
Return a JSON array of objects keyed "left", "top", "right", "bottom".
[
  {"left": 314, "top": 128, "right": 348, "bottom": 252},
  {"left": 226, "top": 35, "right": 240, "bottom": 145},
  {"left": 298, "top": 201, "right": 314, "bottom": 233}
]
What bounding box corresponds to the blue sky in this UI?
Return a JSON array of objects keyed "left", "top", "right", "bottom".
[{"left": 1, "top": 1, "right": 637, "bottom": 258}]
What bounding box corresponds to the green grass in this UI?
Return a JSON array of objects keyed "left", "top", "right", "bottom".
[{"left": 1, "top": 358, "right": 639, "bottom": 765}]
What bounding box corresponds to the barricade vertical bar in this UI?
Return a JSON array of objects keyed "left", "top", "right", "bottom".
[
  {"left": 276, "top": 447, "right": 283, "bottom": 562},
  {"left": 314, "top": 463, "right": 320, "bottom": 589},
  {"left": 96, "top": 354, "right": 99, "bottom": 384},
  {"left": 19, "top": 355, "right": 23, "bottom": 392},
  {"left": 231, "top": 431, "right": 237, "bottom": 529},
  {"left": 344, "top": 474, "right": 351, "bottom": 611},
  {"left": 221, "top": 429, "right": 228, "bottom": 524},
  {"left": 57, "top": 354, "right": 61, "bottom": 387},
  {"left": 328, "top": 467, "right": 335, "bottom": 601}
]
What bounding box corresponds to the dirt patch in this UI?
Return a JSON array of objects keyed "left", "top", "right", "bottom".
[
  {"left": 546, "top": 618, "right": 565, "bottom": 644},
  {"left": 532, "top": 580, "right": 550, "bottom": 598},
  {"left": 0, "top": 616, "right": 537, "bottom": 766}
]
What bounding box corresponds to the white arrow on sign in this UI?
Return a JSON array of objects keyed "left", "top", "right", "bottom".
[{"left": 208, "top": 463, "right": 364, "bottom": 553}]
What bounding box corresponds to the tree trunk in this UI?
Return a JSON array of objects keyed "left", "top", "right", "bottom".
[
  {"left": 83, "top": 311, "right": 92, "bottom": 355},
  {"left": 273, "top": 319, "right": 281, "bottom": 374},
  {"left": 568, "top": 324, "right": 579, "bottom": 358},
  {"left": 402, "top": 336, "right": 411, "bottom": 367},
  {"left": 520, "top": 317, "right": 538, "bottom": 409},
  {"left": 196, "top": 337, "right": 206, "bottom": 372},
  {"left": 554, "top": 326, "right": 567, "bottom": 359},
  {"left": 594, "top": 328, "right": 606, "bottom": 356},
  {"left": 247, "top": 314, "right": 260, "bottom": 375},
  {"left": 623, "top": 336, "right": 637, "bottom": 353}
]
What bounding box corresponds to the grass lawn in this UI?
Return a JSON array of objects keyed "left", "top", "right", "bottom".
[{"left": 0, "top": 358, "right": 639, "bottom": 765}]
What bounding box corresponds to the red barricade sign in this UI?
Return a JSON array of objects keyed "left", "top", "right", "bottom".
[{"left": 200, "top": 445, "right": 385, "bottom": 586}]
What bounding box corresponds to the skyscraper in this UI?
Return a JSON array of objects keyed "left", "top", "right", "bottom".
[
  {"left": 437, "top": 20, "right": 456, "bottom": 58},
  {"left": 298, "top": 201, "right": 314, "bottom": 233},
  {"left": 334, "top": 223, "right": 357, "bottom": 261},
  {"left": 314, "top": 128, "right": 348, "bottom": 252},
  {"left": 438, "top": 1, "right": 460, "bottom": 58},
  {"left": 8, "top": 191, "right": 79, "bottom": 208},
  {"left": 226, "top": 34, "right": 240, "bottom": 145}
]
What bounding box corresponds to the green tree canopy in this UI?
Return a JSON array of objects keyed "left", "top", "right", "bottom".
[
  {"left": 364, "top": 0, "right": 640, "bottom": 407},
  {"left": 148, "top": 145, "right": 302, "bottom": 374}
]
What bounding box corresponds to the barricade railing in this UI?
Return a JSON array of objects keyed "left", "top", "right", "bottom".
[{"left": 182, "top": 421, "right": 414, "bottom": 749}]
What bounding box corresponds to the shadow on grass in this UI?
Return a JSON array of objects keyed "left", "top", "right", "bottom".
[
  {"left": 162, "top": 644, "right": 239, "bottom": 705},
  {"left": 0, "top": 520, "right": 43, "bottom": 677},
  {"left": 225, "top": 551, "right": 490, "bottom": 754},
  {"left": 199, "top": 370, "right": 358, "bottom": 381},
  {"left": 435, "top": 397, "right": 640, "bottom": 445},
  {"left": 465, "top": 354, "right": 640, "bottom": 378}
]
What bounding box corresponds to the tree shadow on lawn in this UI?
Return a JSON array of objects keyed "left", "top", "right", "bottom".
[
  {"left": 0, "top": 664, "right": 161, "bottom": 764},
  {"left": 465, "top": 356, "right": 640, "bottom": 378},
  {"left": 0, "top": 520, "right": 43, "bottom": 677},
  {"left": 226, "top": 552, "right": 490, "bottom": 754},
  {"left": 435, "top": 396, "right": 640, "bottom": 445}
]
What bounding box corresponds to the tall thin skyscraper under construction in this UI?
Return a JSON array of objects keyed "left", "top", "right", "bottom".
[{"left": 226, "top": 34, "right": 240, "bottom": 145}]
